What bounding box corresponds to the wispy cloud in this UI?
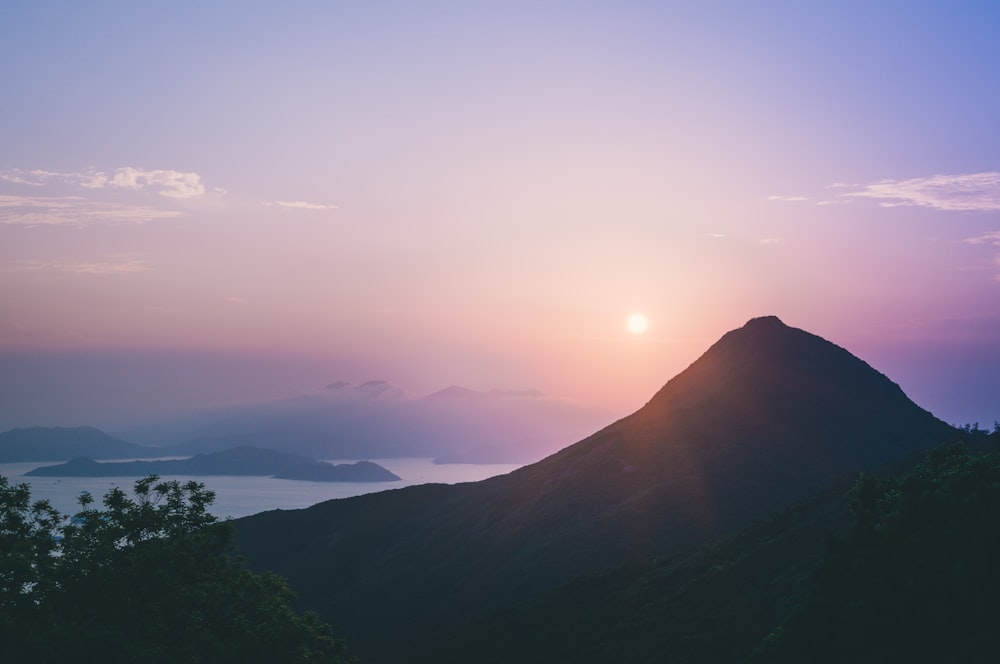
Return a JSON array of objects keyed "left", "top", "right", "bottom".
[
  {"left": 109, "top": 167, "right": 205, "bottom": 198},
  {"left": 844, "top": 172, "right": 1000, "bottom": 211},
  {"left": 0, "top": 166, "right": 206, "bottom": 198},
  {"left": 0, "top": 195, "right": 183, "bottom": 226},
  {"left": 964, "top": 231, "right": 1000, "bottom": 246},
  {"left": 964, "top": 231, "right": 1000, "bottom": 282},
  {"left": 0, "top": 256, "right": 150, "bottom": 275},
  {"left": 262, "top": 200, "right": 338, "bottom": 210},
  {"left": 0, "top": 169, "right": 57, "bottom": 186},
  {"left": 767, "top": 194, "right": 808, "bottom": 202}
]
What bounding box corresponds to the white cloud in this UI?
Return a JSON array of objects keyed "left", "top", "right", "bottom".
[
  {"left": 964, "top": 231, "right": 1000, "bottom": 246},
  {"left": 1, "top": 257, "right": 150, "bottom": 275},
  {"left": 767, "top": 195, "right": 808, "bottom": 202},
  {"left": 0, "top": 195, "right": 183, "bottom": 226},
  {"left": 110, "top": 167, "right": 205, "bottom": 198},
  {"left": 844, "top": 172, "right": 1000, "bottom": 211},
  {"left": 0, "top": 166, "right": 206, "bottom": 198},
  {"left": 0, "top": 169, "right": 58, "bottom": 185},
  {"left": 964, "top": 231, "right": 1000, "bottom": 282},
  {"left": 79, "top": 172, "right": 110, "bottom": 189},
  {"left": 263, "top": 200, "right": 338, "bottom": 210}
]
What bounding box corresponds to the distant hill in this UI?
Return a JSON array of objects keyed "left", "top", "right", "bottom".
[
  {"left": 119, "top": 381, "right": 614, "bottom": 464},
  {"left": 25, "top": 445, "right": 401, "bottom": 482},
  {"left": 234, "top": 316, "right": 958, "bottom": 663},
  {"left": 0, "top": 426, "right": 155, "bottom": 462},
  {"left": 274, "top": 459, "right": 399, "bottom": 482}
]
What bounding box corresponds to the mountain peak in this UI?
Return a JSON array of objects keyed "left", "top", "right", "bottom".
[
  {"left": 539, "top": 315, "right": 953, "bottom": 510},
  {"left": 425, "top": 385, "right": 483, "bottom": 400},
  {"left": 742, "top": 314, "right": 786, "bottom": 328},
  {"left": 644, "top": 316, "right": 911, "bottom": 416},
  {"left": 322, "top": 380, "right": 405, "bottom": 400},
  {"left": 424, "top": 386, "right": 545, "bottom": 401}
]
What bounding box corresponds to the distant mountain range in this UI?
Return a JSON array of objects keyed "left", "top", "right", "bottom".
[
  {"left": 0, "top": 426, "right": 155, "bottom": 462},
  {"left": 24, "top": 445, "right": 400, "bottom": 482},
  {"left": 233, "top": 316, "right": 961, "bottom": 663},
  {"left": 114, "top": 381, "right": 615, "bottom": 464},
  {"left": 1, "top": 379, "right": 614, "bottom": 467}
]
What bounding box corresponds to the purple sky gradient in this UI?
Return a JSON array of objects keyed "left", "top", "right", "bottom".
[{"left": 1, "top": 2, "right": 998, "bottom": 432}]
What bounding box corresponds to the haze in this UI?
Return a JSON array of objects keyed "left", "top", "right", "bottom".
[{"left": 2, "top": 2, "right": 998, "bottom": 433}]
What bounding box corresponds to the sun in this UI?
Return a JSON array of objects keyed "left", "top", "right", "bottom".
[{"left": 626, "top": 313, "right": 648, "bottom": 334}]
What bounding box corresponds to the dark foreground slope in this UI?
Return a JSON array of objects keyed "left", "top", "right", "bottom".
[
  {"left": 235, "top": 317, "right": 955, "bottom": 663},
  {"left": 433, "top": 473, "right": 857, "bottom": 664},
  {"left": 430, "top": 436, "right": 1000, "bottom": 664}
]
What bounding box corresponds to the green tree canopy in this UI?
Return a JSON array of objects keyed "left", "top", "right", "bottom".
[
  {"left": 757, "top": 443, "right": 1000, "bottom": 663},
  {"left": 0, "top": 475, "right": 354, "bottom": 663}
]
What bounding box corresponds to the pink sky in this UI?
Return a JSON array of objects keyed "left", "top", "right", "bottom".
[{"left": 1, "top": 2, "right": 998, "bottom": 431}]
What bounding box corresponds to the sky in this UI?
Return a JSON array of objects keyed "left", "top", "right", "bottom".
[{"left": 1, "top": 1, "right": 999, "bottom": 432}]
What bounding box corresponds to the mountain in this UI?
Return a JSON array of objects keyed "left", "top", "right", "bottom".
[
  {"left": 233, "top": 316, "right": 957, "bottom": 663},
  {"left": 0, "top": 426, "right": 155, "bottom": 462},
  {"left": 431, "top": 472, "right": 859, "bottom": 664},
  {"left": 120, "top": 381, "right": 614, "bottom": 464},
  {"left": 24, "top": 445, "right": 401, "bottom": 482},
  {"left": 424, "top": 386, "right": 545, "bottom": 400},
  {"left": 324, "top": 379, "right": 407, "bottom": 400},
  {"left": 274, "top": 459, "right": 399, "bottom": 482}
]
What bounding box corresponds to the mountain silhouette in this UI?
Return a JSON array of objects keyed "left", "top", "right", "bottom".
[
  {"left": 234, "top": 316, "right": 956, "bottom": 663},
  {"left": 0, "top": 426, "right": 155, "bottom": 462},
  {"left": 120, "top": 380, "right": 611, "bottom": 464},
  {"left": 24, "top": 445, "right": 401, "bottom": 482},
  {"left": 504, "top": 315, "right": 952, "bottom": 542}
]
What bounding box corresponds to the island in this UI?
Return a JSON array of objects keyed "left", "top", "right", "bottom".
[{"left": 24, "top": 445, "right": 402, "bottom": 483}]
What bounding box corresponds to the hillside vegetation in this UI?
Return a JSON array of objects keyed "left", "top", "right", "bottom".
[
  {"left": 757, "top": 438, "right": 1000, "bottom": 663},
  {"left": 0, "top": 475, "right": 353, "bottom": 663},
  {"left": 428, "top": 436, "right": 1000, "bottom": 663}
]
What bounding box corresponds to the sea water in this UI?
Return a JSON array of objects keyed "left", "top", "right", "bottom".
[{"left": 0, "top": 458, "right": 523, "bottom": 520}]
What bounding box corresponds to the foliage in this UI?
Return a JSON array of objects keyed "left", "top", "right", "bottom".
[
  {"left": 0, "top": 475, "right": 354, "bottom": 663},
  {"left": 419, "top": 475, "right": 854, "bottom": 664},
  {"left": 756, "top": 443, "right": 1000, "bottom": 663},
  {"left": 429, "top": 440, "right": 1000, "bottom": 664}
]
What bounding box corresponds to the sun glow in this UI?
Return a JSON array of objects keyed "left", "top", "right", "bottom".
[{"left": 626, "top": 313, "right": 648, "bottom": 334}]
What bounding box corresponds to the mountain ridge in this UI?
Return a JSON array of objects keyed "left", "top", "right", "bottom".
[
  {"left": 234, "top": 316, "right": 957, "bottom": 663},
  {"left": 24, "top": 445, "right": 401, "bottom": 482},
  {"left": 0, "top": 426, "right": 156, "bottom": 462},
  {"left": 116, "top": 381, "right": 613, "bottom": 464}
]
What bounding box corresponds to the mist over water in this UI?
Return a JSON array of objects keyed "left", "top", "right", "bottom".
[{"left": 0, "top": 458, "right": 522, "bottom": 520}]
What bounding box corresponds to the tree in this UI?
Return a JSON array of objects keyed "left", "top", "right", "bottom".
[
  {"left": 755, "top": 444, "right": 1000, "bottom": 663},
  {"left": 0, "top": 475, "right": 354, "bottom": 663}
]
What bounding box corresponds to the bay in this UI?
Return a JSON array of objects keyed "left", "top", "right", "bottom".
[{"left": 0, "top": 458, "right": 523, "bottom": 520}]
